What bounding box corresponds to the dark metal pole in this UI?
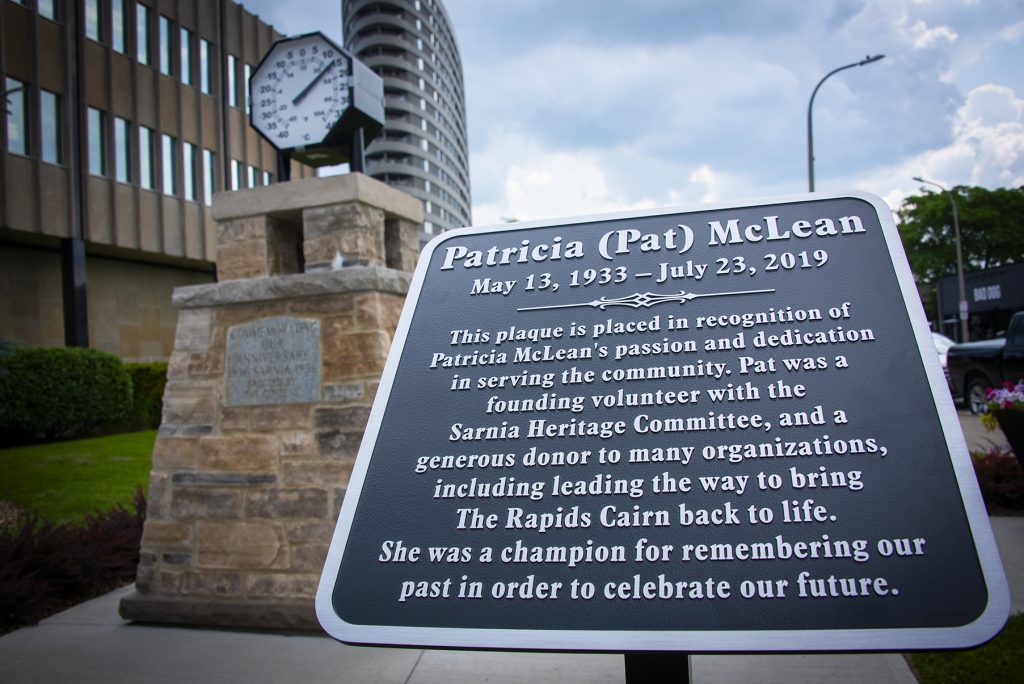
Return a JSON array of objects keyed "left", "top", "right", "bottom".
[
  {"left": 276, "top": 150, "right": 291, "bottom": 182},
  {"left": 61, "top": 238, "right": 89, "bottom": 347},
  {"left": 350, "top": 127, "right": 365, "bottom": 174},
  {"left": 807, "top": 54, "right": 884, "bottom": 192},
  {"left": 914, "top": 176, "right": 969, "bottom": 342},
  {"left": 63, "top": 0, "right": 89, "bottom": 347},
  {"left": 624, "top": 653, "right": 691, "bottom": 683}
]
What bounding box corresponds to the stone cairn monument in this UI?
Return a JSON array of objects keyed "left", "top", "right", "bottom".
[{"left": 119, "top": 174, "right": 422, "bottom": 630}]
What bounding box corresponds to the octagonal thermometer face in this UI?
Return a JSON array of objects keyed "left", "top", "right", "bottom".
[{"left": 251, "top": 33, "right": 351, "bottom": 150}]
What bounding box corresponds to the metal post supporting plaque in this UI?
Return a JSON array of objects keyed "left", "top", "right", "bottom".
[{"left": 625, "top": 653, "right": 691, "bottom": 683}]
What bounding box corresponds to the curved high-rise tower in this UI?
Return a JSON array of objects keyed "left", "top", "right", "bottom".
[{"left": 343, "top": 0, "right": 472, "bottom": 241}]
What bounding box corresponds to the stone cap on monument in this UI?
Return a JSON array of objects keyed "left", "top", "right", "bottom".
[
  {"left": 211, "top": 173, "right": 424, "bottom": 280},
  {"left": 212, "top": 173, "right": 422, "bottom": 225}
]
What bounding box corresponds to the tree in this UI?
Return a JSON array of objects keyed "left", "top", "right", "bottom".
[{"left": 897, "top": 185, "right": 1024, "bottom": 284}]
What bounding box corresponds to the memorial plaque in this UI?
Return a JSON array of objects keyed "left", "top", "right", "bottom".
[
  {"left": 226, "top": 317, "right": 320, "bottom": 406},
  {"left": 317, "top": 192, "right": 1008, "bottom": 652}
]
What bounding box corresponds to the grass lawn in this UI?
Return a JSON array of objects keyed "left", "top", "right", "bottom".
[
  {"left": 0, "top": 430, "right": 156, "bottom": 523},
  {"left": 907, "top": 612, "right": 1024, "bottom": 683}
]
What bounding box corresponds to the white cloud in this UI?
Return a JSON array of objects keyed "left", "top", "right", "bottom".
[
  {"left": 470, "top": 133, "right": 659, "bottom": 226},
  {"left": 955, "top": 85, "right": 1024, "bottom": 186},
  {"left": 910, "top": 20, "right": 958, "bottom": 49},
  {"left": 688, "top": 165, "right": 718, "bottom": 204},
  {"left": 470, "top": 122, "right": 769, "bottom": 226},
  {"left": 847, "top": 84, "right": 1024, "bottom": 210},
  {"left": 995, "top": 19, "right": 1024, "bottom": 45}
]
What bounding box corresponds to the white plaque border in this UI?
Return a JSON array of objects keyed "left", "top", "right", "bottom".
[{"left": 317, "top": 190, "right": 1009, "bottom": 652}]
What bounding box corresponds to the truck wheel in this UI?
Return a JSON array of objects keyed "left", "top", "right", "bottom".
[{"left": 966, "top": 378, "right": 990, "bottom": 415}]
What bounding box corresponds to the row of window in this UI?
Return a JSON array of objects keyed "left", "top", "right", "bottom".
[
  {"left": 6, "top": 75, "right": 269, "bottom": 204},
  {"left": 13, "top": 0, "right": 251, "bottom": 109},
  {"left": 5, "top": 76, "right": 61, "bottom": 164},
  {"left": 9, "top": 0, "right": 56, "bottom": 19}
]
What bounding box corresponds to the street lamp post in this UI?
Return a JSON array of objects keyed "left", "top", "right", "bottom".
[
  {"left": 913, "top": 177, "right": 969, "bottom": 342},
  {"left": 807, "top": 54, "right": 884, "bottom": 192}
]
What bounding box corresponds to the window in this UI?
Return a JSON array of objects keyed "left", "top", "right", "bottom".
[
  {"left": 227, "top": 54, "right": 238, "bottom": 107},
  {"left": 85, "top": 0, "right": 101, "bottom": 41},
  {"left": 243, "top": 63, "right": 252, "bottom": 113},
  {"left": 87, "top": 107, "right": 106, "bottom": 175},
  {"left": 111, "top": 0, "right": 125, "bottom": 53},
  {"left": 159, "top": 16, "right": 173, "bottom": 75},
  {"left": 136, "top": 3, "right": 150, "bottom": 65},
  {"left": 180, "top": 27, "right": 193, "bottom": 85},
  {"left": 183, "top": 141, "right": 197, "bottom": 201},
  {"left": 263, "top": 170, "right": 272, "bottom": 186},
  {"left": 247, "top": 164, "right": 257, "bottom": 188},
  {"left": 40, "top": 90, "right": 62, "bottom": 163},
  {"left": 114, "top": 116, "right": 131, "bottom": 182},
  {"left": 202, "top": 148, "right": 216, "bottom": 205},
  {"left": 161, "top": 133, "right": 176, "bottom": 194},
  {"left": 39, "top": 0, "right": 57, "bottom": 20},
  {"left": 199, "top": 38, "right": 211, "bottom": 94},
  {"left": 5, "top": 77, "right": 28, "bottom": 156},
  {"left": 229, "top": 158, "right": 240, "bottom": 190},
  {"left": 139, "top": 125, "right": 154, "bottom": 189}
]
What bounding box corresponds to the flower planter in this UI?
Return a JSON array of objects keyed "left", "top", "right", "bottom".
[{"left": 993, "top": 409, "right": 1024, "bottom": 469}]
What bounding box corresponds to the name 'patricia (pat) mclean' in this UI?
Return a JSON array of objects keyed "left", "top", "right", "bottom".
[{"left": 438, "top": 214, "right": 866, "bottom": 270}]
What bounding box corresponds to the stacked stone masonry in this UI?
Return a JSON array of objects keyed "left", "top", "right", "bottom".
[{"left": 120, "top": 174, "right": 421, "bottom": 630}]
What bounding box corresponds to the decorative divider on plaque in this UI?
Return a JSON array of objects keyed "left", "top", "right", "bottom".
[{"left": 118, "top": 174, "right": 422, "bottom": 630}]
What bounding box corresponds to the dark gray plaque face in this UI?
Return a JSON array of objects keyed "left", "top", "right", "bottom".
[
  {"left": 226, "top": 317, "right": 320, "bottom": 406},
  {"left": 317, "top": 192, "right": 1008, "bottom": 652}
]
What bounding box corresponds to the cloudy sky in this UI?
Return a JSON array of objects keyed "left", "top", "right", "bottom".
[{"left": 242, "top": 0, "right": 1024, "bottom": 226}]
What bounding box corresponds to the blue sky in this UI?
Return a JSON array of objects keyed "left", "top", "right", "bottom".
[{"left": 241, "top": 0, "right": 1024, "bottom": 226}]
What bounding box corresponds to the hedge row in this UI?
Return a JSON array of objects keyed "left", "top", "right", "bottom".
[
  {"left": 0, "top": 346, "right": 167, "bottom": 442},
  {"left": 123, "top": 362, "right": 169, "bottom": 433}
]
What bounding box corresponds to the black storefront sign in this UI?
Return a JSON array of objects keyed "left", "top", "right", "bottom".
[
  {"left": 938, "top": 262, "right": 1024, "bottom": 316},
  {"left": 318, "top": 192, "right": 1007, "bottom": 651}
]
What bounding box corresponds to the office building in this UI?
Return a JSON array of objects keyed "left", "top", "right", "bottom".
[
  {"left": 1, "top": 0, "right": 313, "bottom": 359},
  {"left": 342, "top": 0, "right": 471, "bottom": 241}
]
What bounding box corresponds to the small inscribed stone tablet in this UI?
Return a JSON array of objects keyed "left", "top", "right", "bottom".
[{"left": 226, "top": 317, "right": 320, "bottom": 406}]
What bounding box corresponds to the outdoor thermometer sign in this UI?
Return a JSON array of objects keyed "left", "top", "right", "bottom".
[
  {"left": 317, "top": 192, "right": 1008, "bottom": 651},
  {"left": 249, "top": 32, "right": 383, "bottom": 167}
]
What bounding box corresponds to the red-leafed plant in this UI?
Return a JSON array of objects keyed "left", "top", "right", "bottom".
[
  {"left": 972, "top": 447, "right": 1024, "bottom": 514},
  {"left": 0, "top": 489, "right": 145, "bottom": 634}
]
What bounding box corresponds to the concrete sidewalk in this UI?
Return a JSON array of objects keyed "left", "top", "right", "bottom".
[
  {"left": 958, "top": 408, "right": 1010, "bottom": 453},
  {"left": 0, "top": 584, "right": 915, "bottom": 684},
  {"left": 3, "top": 516, "right": 1020, "bottom": 684}
]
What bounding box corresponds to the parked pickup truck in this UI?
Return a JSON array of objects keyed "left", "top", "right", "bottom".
[{"left": 947, "top": 311, "right": 1024, "bottom": 414}]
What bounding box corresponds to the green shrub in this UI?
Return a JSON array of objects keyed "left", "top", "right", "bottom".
[
  {"left": 0, "top": 338, "right": 17, "bottom": 361},
  {"left": 124, "top": 362, "right": 168, "bottom": 430},
  {"left": 0, "top": 339, "right": 17, "bottom": 380},
  {"left": 0, "top": 347, "right": 132, "bottom": 440}
]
